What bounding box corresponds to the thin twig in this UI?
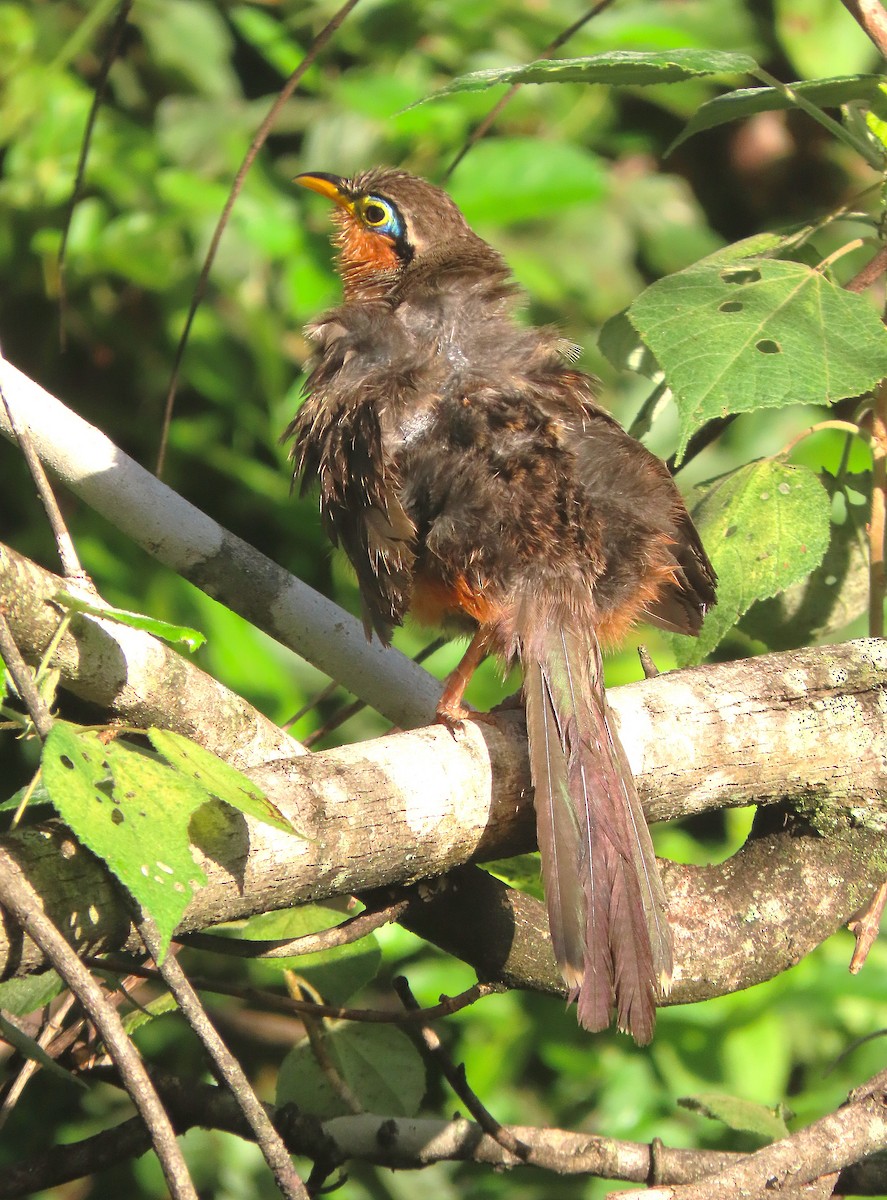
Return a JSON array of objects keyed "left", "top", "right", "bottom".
[
  {"left": 157, "top": 0, "right": 363, "bottom": 475},
  {"left": 135, "top": 914, "right": 309, "bottom": 1200},
  {"left": 0, "top": 848, "right": 197, "bottom": 1200},
  {"left": 840, "top": 0, "right": 887, "bottom": 57},
  {"left": 844, "top": 242, "right": 887, "bottom": 293},
  {"left": 392, "top": 976, "right": 532, "bottom": 1161},
  {"left": 293, "top": 978, "right": 363, "bottom": 1114},
  {"left": 176, "top": 898, "right": 409, "bottom": 959},
  {"left": 0, "top": 610, "right": 54, "bottom": 738},
  {"left": 0, "top": 376, "right": 86, "bottom": 582},
  {"left": 849, "top": 880, "right": 887, "bottom": 971},
  {"left": 88, "top": 954, "right": 504, "bottom": 1023},
  {"left": 779, "top": 419, "right": 866, "bottom": 459},
  {"left": 0, "top": 992, "right": 78, "bottom": 1130},
  {"left": 58, "top": 0, "right": 134, "bottom": 350},
  {"left": 443, "top": 0, "right": 619, "bottom": 180}
]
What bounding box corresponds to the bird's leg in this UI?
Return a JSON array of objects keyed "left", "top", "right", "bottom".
[{"left": 437, "top": 628, "right": 493, "bottom": 725}]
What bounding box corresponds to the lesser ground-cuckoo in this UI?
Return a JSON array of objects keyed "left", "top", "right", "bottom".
[{"left": 287, "top": 168, "right": 717, "bottom": 1042}]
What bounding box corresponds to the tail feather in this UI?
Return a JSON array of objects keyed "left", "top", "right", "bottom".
[{"left": 522, "top": 628, "right": 672, "bottom": 1043}]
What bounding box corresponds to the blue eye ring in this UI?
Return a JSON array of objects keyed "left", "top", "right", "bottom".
[{"left": 358, "top": 194, "right": 402, "bottom": 238}]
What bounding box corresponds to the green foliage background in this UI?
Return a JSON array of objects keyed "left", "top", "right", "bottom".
[{"left": 1, "top": 1, "right": 887, "bottom": 1197}]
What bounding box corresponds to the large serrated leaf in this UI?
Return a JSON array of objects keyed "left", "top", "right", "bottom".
[
  {"left": 42, "top": 725, "right": 206, "bottom": 959},
  {"left": 626, "top": 259, "right": 887, "bottom": 459},
  {"left": 675, "top": 461, "right": 831, "bottom": 664},
  {"left": 668, "top": 76, "right": 885, "bottom": 154},
  {"left": 277, "top": 1023, "right": 425, "bottom": 1118},
  {"left": 409, "top": 49, "right": 758, "bottom": 108},
  {"left": 147, "top": 727, "right": 295, "bottom": 835}
]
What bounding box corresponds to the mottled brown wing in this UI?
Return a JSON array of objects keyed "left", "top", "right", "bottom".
[{"left": 285, "top": 307, "right": 419, "bottom": 643}]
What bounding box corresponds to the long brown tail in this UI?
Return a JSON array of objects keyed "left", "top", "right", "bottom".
[{"left": 522, "top": 627, "right": 672, "bottom": 1043}]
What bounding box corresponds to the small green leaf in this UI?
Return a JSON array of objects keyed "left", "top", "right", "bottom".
[
  {"left": 277, "top": 1024, "right": 425, "bottom": 1118},
  {"left": 0, "top": 971, "right": 63, "bottom": 1016},
  {"left": 668, "top": 76, "right": 885, "bottom": 154},
  {"left": 0, "top": 1011, "right": 87, "bottom": 1088},
  {"left": 121, "top": 990, "right": 179, "bottom": 1035},
  {"left": 409, "top": 49, "right": 758, "bottom": 108},
  {"left": 147, "top": 728, "right": 295, "bottom": 835},
  {"left": 54, "top": 591, "right": 206, "bottom": 651},
  {"left": 741, "top": 467, "right": 870, "bottom": 648},
  {"left": 679, "top": 1091, "right": 791, "bottom": 1140},
  {"left": 626, "top": 259, "right": 887, "bottom": 458},
  {"left": 676, "top": 461, "right": 831, "bottom": 664},
  {"left": 42, "top": 724, "right": 206, "bottom": 959}
]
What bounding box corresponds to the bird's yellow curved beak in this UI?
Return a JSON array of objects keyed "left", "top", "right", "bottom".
[{"left": 293, "top": 172, "right": 353, "bottom": 213}]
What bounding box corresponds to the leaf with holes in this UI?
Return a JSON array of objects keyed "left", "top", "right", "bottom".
[
  {"left": 626, "top": 259, "right": 887, "bottom": 460},
  {"left": 146, "top": 728, "right": 296, "bottom": 835},
  {"left": 673, "top": 460, "right": 831, "bottom": 664},
  {"left": 277, "top": 1023, "right": 425, "bottom": 1119},
  {"left": 42, "top": 724, "right": 206, "bottom": 958},
  {"left": 408, "top": 49, "right": 758, "bottom": 108}
]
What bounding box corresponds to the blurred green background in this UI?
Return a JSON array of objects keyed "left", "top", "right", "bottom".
[{"left": 1, "top": 1, "right": 885, "bottom": 1196}]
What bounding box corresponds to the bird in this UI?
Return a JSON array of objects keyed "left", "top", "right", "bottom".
[{"left": 286, "top": 167, "right": 717, "bottom": 1043}]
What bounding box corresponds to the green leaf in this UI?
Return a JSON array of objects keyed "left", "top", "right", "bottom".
[
  {"left": 277, "top": 1024, "right": 425, "bottom": 1119},
  {"left": 626, "top": 259, "right": 887, "bottom": 458},
  {"left": 121, "top": 990, "right": 179, "bottom": 1035},
  {"left": 0, "top": 1012, "right": 86, "bottom": 1088},
  {"left": 668, "top": 76, "right": 886, "bottom": 154},
  {"left": 676, "top": 461, "right": 831, "bottom": 664},
  {"left": 54, "top": 591, "right": 206, "bottom": 652},
  {"left": 741, "top": 467, "right": 870, "bottom": 648},
  {"left": 147, "top": 728, "right": 295, "bottom": 835},
  {"left": 0, "top": 970, "right": 63, "bottom": 1016},
  {"left": 240, "top": 906, "right": 381, "bottom": 1004},
  {"left": 679, "top": 1091, "right": 790, "bottom": 1140},
  {"left": 410, "top": 49, "right": 758, "bottom": 107},
  {"left": 42, "top": 724, "right": 206, "bottom": 959}
]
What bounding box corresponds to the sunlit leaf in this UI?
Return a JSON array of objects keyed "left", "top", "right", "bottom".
[
  {"left": 626, "top": 259, "right": 887, "bottom": 459},
  {"left": 676, "top": 460, "right": 831, "bottom": 663},
  {"left": 410, "top": 49, "right": 758, "bottom": 108},
  {"left": 54, "top": 591, "right": 206, "bottom": 652},
  {"left": 147, "top": 727, "right": 296, "bottom": 835},
  {"left": 42, "top": 724, "right": 206, "bottom": 959}
]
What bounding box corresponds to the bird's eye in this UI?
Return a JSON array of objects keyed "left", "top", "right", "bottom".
[
  {"left": 358, "top": 195, "right": 402, "bottom": 239},
  {"left": 362, "top": 201, "right": 390, "bottom": 226}
]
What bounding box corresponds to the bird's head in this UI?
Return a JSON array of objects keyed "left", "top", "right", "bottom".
[{"left": 295, "top": 168, "right": 490, "bottom": 300}]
